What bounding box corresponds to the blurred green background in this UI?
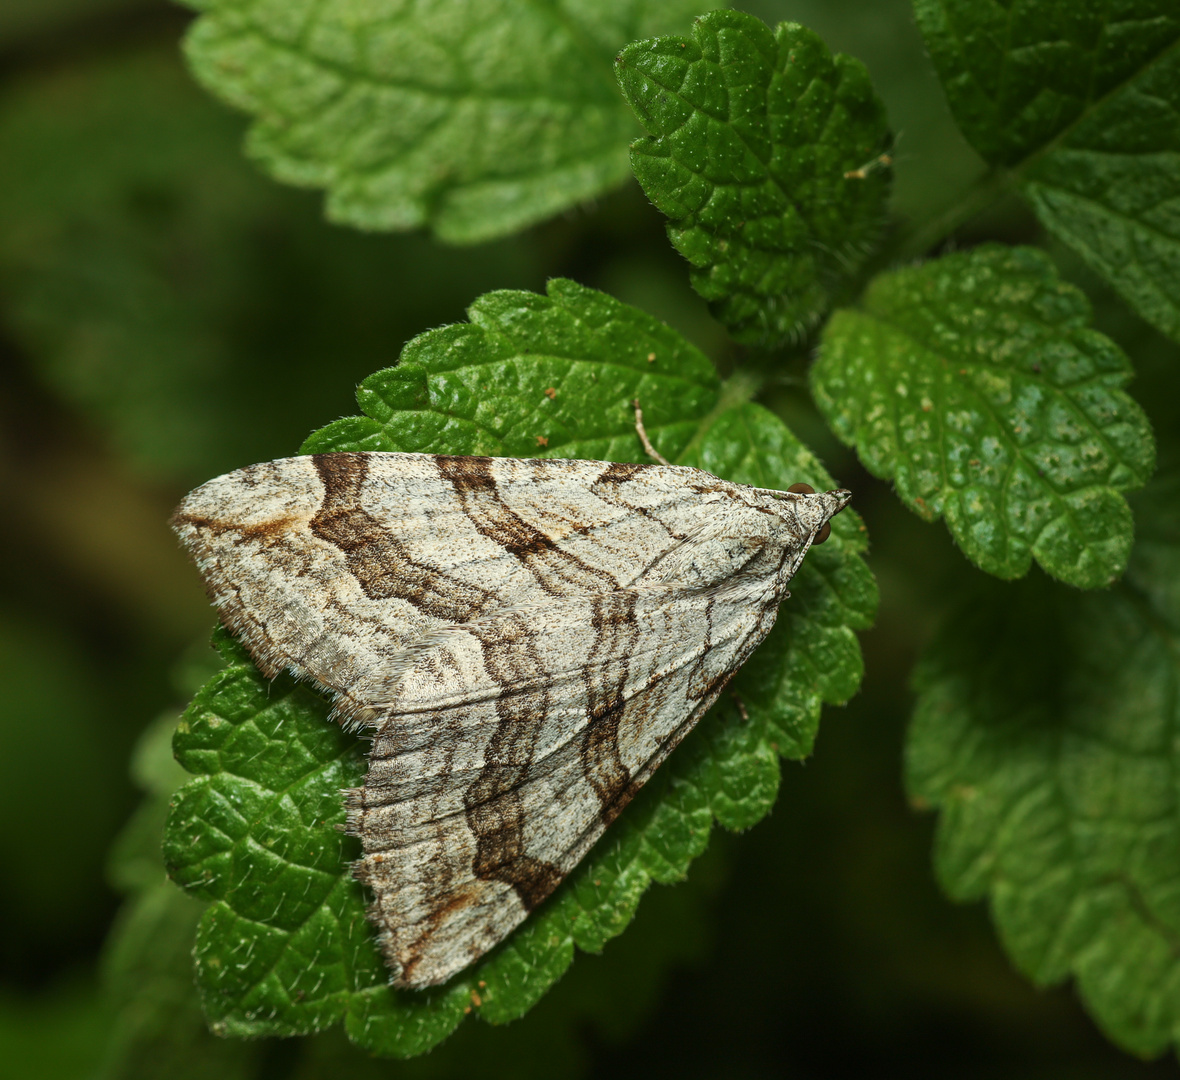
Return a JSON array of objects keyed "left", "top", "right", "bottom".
[{"left": 0, "top": 1, "right": 1176, "bottom": 1077}]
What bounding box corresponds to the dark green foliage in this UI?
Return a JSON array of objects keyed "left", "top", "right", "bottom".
[
  {"left": 102, "top": 709, "right": 265, "bottom": 1080},
  {"left": 3, "top": 1, "right": 1179, "bottom": 1075},
  {"left": 913, "top": 0, "right": 1178, "bottom": 166},
  {"left": 617, "top": 12, "right": 891, "bottom": 344},
  {"left": 180, "top": 0, "right": 717, "bottom": 242},
  {"left": 914, "top": 0, "right": 1180, "bottom": 343},
  {"left": 908, "top": 468, "right": 1180, "bottom": 1056}
]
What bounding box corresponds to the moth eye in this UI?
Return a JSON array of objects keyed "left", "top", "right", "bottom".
[
  {"left": 787, "top": 482, "right": 815, "bottom": 495},
  {"left": 813, "top": 522, "right": 831, "bottom": 545}
]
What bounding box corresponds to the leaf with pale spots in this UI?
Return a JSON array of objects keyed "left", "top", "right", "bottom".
[{"left": 811, "top": 245, "right": 1155, "bottom": 588}]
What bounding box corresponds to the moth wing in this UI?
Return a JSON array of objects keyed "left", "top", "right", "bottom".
[
  {"left": 349, "top": 566, "right": 784, "bottom": 988},
  {"left": 171, "top": 451, "right": 733, "bottom": 723}
]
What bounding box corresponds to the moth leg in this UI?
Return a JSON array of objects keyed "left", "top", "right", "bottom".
[{"left": 631, "top": 398, "right": 672, "bottom": 467}]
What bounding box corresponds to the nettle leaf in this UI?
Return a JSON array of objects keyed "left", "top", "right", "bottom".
[
  {"left": 180, "top": 0, "right": 712, "bottom": 243},
  {"left": 616, "top": 11, "right": 891, "bottom": 346},
  {"left": 103, "top": 709, "right": 265, "bottom": 1080},
  {"left": 915, "top": 0, "right": 1180, "bottom": 343},
  {"left": 812, "top": 244, "right": 1155, "bottom": 588},
  {"left": 164, "top": 280, "right": 876, "bottom": 1055},
  {"left": 907, "top": 466, "right": 1180, "bottom": 1058}
]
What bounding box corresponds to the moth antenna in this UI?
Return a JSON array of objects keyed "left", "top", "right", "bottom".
[{"left": 632, "top": 398, "right": 673, "bottom": 467}]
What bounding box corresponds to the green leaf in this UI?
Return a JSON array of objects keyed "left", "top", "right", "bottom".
[
  {"left": 101, "top": 708, "right": 265, "bottom": 1080},
  {"left": 301, "top": 278, "right": 723, "bottom": 461},
  {"left": 1022, "top": 40, "right": 1180, "bottom": 346},
  {"left": 913, "top": 0, "right": 1178, "bottom": 166},
  {"left": 906, "top": 465, "right": 1180, "bottom": 1058},
  {"left": 812, "top": 244, "right": 1155, "bottom": 588},
  {"left": 181, "top": 0, "right": 711, "bottom": 244},
  {"left": 164, "top": 280, "right": 876, "bottom": 1055},
  {"left": 914, "top": 0, "right": 1180, "bottom": 343},
  {"left": 616, "top": 11, "right": 891, "bottom": 345}
]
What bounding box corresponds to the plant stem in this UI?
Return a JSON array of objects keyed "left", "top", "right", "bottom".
[
  {"left": 674, "top": 368, "right": 764, "bottom": 465},
  {"left": 886, "top": 166, "right": 1014, "bottom": 265}
]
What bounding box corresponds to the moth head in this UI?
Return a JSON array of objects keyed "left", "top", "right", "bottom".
[{"left": 777, "top": 484, "right": 851, "bottom": 545}]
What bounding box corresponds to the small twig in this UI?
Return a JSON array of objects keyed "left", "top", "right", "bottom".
[
  {"left": 632, "top": 399, "right": 672, "bottom": 466},
  {"left": 844, "top": 152, "right": 893, "bottom": 179}
]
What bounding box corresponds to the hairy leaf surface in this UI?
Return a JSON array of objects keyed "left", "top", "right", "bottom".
[{"left": 617, "top": 11, "right": 891, "bottom": 345}]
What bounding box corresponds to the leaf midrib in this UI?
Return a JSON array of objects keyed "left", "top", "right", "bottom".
[
  {"left": 213, "top": 5, "right": 628, "bottom": 110},
  {"left": 1013, "top": 33, "right": 1180, "bottom": 179}
]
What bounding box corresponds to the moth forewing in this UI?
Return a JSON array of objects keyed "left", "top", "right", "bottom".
[{"left": 172, "top": 450, "right": 850, "bottom": 988}]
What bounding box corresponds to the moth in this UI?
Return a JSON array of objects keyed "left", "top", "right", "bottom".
[{"left": 173, "top": 428, "right": 849, "bottom": 988}]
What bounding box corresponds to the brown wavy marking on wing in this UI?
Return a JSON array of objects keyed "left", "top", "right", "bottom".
[
  {"left": 311, "top": 453, "right": 497, "bottom": 622},
  {"left": 347, "top": 566, "right": 782, "bottom": 986},
  {"left": 434, "top": 454, "right": 619, "bottom": 597},
  {"left": 595, "top": 461, "right": 644, "bottom": 484},
  {"left": 463, "top": 610, "right": 563, "bottom": 910},
  {"left": 581, "top": 589, "right": 642, "bottom": 822}
]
